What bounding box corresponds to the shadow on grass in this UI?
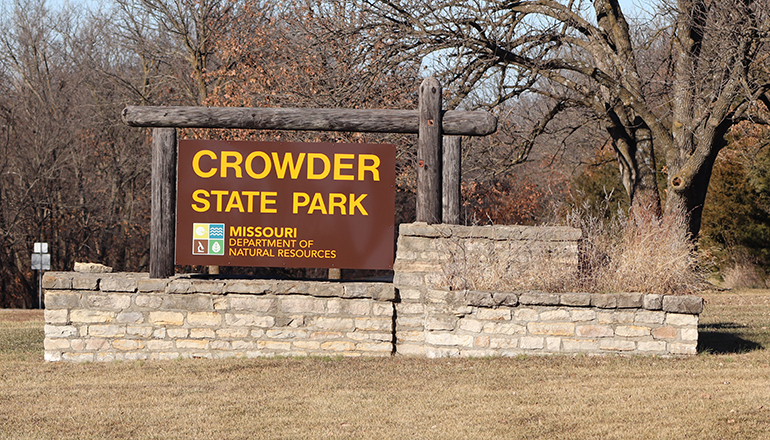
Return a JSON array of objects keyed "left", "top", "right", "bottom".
[{"left": 698, "top": 322, "right": 763, "bottom": 354}]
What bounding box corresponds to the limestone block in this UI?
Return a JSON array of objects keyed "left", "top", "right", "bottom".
[
  {"left": 224, "top": 280, "right": 272, "bottom": 294},
  {"left": 597, "top": 312, "right": 615, "bottom": 324},
  {"left": 137, "top": 278, "right": 170, "bottom": 292},
  {"left": 425, "top": 332, "right": 474, "bottom": 347},
  {"left": 576, "top": 324, "right": 614, "bottom": 338},
  {"left": 539, "top": 309, "right": 571, "bottom": 321},
  {"left": 458, "top": 318, "right": 484, "bottom": 333},
  {"left": 651, "top": 326, "right": 677, "bottom": 339},
  {"left": 232, "top": 340, "right": 257, "bottom": 350},
  {"left": 492, "top": 292, "right": 519, "bottom": 307},
  {"left": 266, "top": 329, "right": 308, "bottom": 339},
  {"left": 397, "top": 303, "right": 424, "bottom": 315},
  {"left": 72, "top": 275, "right": 100, "bottom": 290},
  {"left": 570, "top": 309, "right": 596, "bottom": 322},
  {"left": 560, "top": 293, "right": 591, "bottom": 307},
  {"left": 354, "top": 318, "right": 392, "bottom": 332},
  {"left": 190, "top": 328, "right": 216, "bottom": 339},
  {"left": 44, "top": 338, "right": 71, "bottom": 350},
  {"left": 292, "top": 340, "right": 321, "bottom": 350},
  {"left": 149, "top": 312, "right": 185, "bottom": 326},
  {"left": 591, "top": 294, "right": 617, "bottom": 309},
  {"left": 225, "top": 314, "right": 275, "bottom": 328},
  {"left": 167, "top": 328, "right": 189, "bottom": 338},
  {"left": 514, "top": 308, "right": 539, "bottom": 322},
  {"left": 307, "top": 282, "right": 343, "bottom": 298},
  {"left": 662, "top": 296, "right": 704, "bottom": 314},
  {"left": 281, "top": 296, "right": 325, "bottom": 314},
  {"left": 519, "top": 292, "right": 560, "bottom": 306},
  {"left": 425, "top": 314, "right": 457, "bottom": 331},
  {"left": 217, "top": 328, "right": 249, "bottom": 339},
  {"left": 665, "top": 313, "right": 699, "bottom": 327},
  {"left": 615, "top": 325, "right": 651, "bottom": 337},
  {"left": 42, "top": 273, "right": 73, "bottom": 290},
  {"left": 636, "top": 311, "right": 666, "bottom": 324},
  {"left": 44, "top": 292, "right": 81, "bottom": 309},
  {"left": 616, "top": 293, "right": 643, "bottom": 308},
  {"left": 86, "top": 338, "right": 110, "bottom": 350},
  {"left": 44, "top": 351, "right": 63, "bottom": 362},
  {"left": 70, "top": 339, "right": 85, "bottom": 350},
  {"left": 113, "top": 339, "right": 145, "bottom": 350},
  {"left": 599, "top": 340, "right": 635, "bottom": 351},
  {"left": 345, "top": 299, "right": 372, "bottom": 316},
  {"left": 465, "top": 291, "right": 495, "bottom": 307},
  {"left": 520, "top": 336, "right": 545, "bottom": 350},
  {"left": 680, "top": 327, "right": 699, "bottom": 341},
  {"left": 344, "top": 283, "right": 395, "bottom": 301},
  {"left": 314, "top": 317, "right": 355, "bottom": 331},
  {"left": 483, "top": 322, "right": 526, "bottom": 335},
  {"left": 100, "top": 276, "right": 139, "bottom": 292},
  {"left": 126, "top": 325, "right": 153, "bottom": 337},
  {"left": 62, "top": 352, "right": 94, "bottom": 362},
  {"left": 669, "top": 342, "right": 697, "bottom": 355},
  {"left": 527, "top": 322, "right": 575, "bottom": 336},
  {"left": 210, "top": 340, "right": 231, "bottom": 350},
  {"left": 116, "top": 312, "right": 144, "bottom": 324},
  {"left": 488, "top": 337, "right": 519, "bottom": 349},
  {"left": 86, "top": 294, "right": 131, "bottom": 310},
  {"left": 396, "top": 331, "right": 424, "bottom": 343},
  {"left": 320, "top": 341, "right": 356, "bottom": 351},
  {"left": 562, "top": 338, "right": 600, "bottom": 351},
  {"left": 228, "top": 295, "right": 274, "bottom": 312},
  {"left": 396, "top": 344, "right": 425, "bottom": 356},
  {"left": 135, "top": 295, "right": 162, "bottom": 309},
  {"left": 44, "top": 325, "right": 78, "bottom": 338},
  {"left": 88, "top": 324, "right": 126, "bottom": 338},
  {"left": 474, "top": 336, "right": 490, "bottom": 348},
  {"left": 273, "top": 281, "right": 313, "bottom": 295},
  {"left": 310, "top": 331, "right": 343, "bottom": 339},
  {"left": 372, "top": 302, "right": 394, "bottom": 316},
  {"left": 74, "top": 262, "right": 112, "bottom": 273},
  {"left": 475, "top": 308, "right": 512, "bottom": 321},
  {"left": 176, "top": 339, "right": 210, "bottom": 350},
  {"left": 392, "top": 273, "right": 425, "bottom": 289},
  {"left": 356, "top": 342, "right": 393, "bottom": 353},
  {"left": 637, "top": 340, "right": 667, "bottom": 352},
  {"left": 153, "top": 328, "right": 166, "bottom": 338},
  {"left": 187, "top": 312, "right": 222, "bottom": 326},
  {"left": 546, "top": 337, "right": 561, "bottom": 351},
  {"left": 161, "top": 294, "right": 213, "bottom": 312},
  {"left": 643, "top": 294, "right": 663, "bottom": 310},
  {"left": 45, "top": 309, "right": 68, "bottom": 324},
  {"left": 615, "top": 311, "right": 636, "bottom": 324},
  {"left": 397, "top": 288, "right": 422, "bottom": 301}
]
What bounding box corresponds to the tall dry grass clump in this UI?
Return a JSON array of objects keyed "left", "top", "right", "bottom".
[
  {"left": 567, "top": 200, "right": 706, "bottom": 295},
  {"left": 441, "top": 200, "right": 706, "bottom": 295}
]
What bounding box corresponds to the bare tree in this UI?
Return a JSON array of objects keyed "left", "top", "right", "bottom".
[{"left": 332, "top": 0, "right": 770, "bottom": 238}]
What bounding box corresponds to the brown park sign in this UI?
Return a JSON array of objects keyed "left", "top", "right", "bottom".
[{"left": 176, "top": 140, "right": 395, "bottom": 269}]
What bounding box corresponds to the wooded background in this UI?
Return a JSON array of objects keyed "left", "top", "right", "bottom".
[{"left": 0, "top": 0, "right": 768, "bottom": 307}]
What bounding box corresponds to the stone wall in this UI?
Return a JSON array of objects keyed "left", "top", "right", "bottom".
[
  {"left": 43, "top": 223, "right": 704, "bottom": 362},
  {"left": 393, "top": 223, "right": 703, "bottom": 357},
  {"left": 43, "top": 273, "right": 395, "bottom": 362}
]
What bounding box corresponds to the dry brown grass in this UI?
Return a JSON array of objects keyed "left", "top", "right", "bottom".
[{"left": 1, "top": 291, "right": 770, "bottom": 439}]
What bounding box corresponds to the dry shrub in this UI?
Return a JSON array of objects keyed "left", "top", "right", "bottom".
[
  {"left": 721, "top": 263, "right": 768, "bottom": 289},
  {"left": 441, "top": 200, "right": 706, "bottom": 295},
  {"left": 439, "top": 235, "right": 575, "bottom": 292}
]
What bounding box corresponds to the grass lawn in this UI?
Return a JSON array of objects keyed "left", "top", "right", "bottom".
[{"left": 1, "top": 290, "right": 769, "bottom": 439}]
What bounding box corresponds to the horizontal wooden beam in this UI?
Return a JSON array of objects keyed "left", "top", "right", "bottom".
[{"left": 122, "top": 106, "right": 497, "bottom": 136}]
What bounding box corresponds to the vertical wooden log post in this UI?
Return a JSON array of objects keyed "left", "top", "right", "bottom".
[
  {"left": 417, "top": 77, "right": 443, "bottom": 224},
  {"left": 442, "top": 135, "right": 461, "bottom": 224},
  {"left": 150, "top": 128, "right": 177, "bottom": 278}
]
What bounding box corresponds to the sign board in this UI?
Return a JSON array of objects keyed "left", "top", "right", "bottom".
[
  {"left": 176, "top": 140, "right": 396, "bottom": 270},
  {"left": 32, "top": 242, "right": 51, "bottom": 270}
]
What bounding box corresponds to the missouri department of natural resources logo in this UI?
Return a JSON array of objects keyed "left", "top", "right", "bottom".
[{"left": 193, "top": 223, "right": 225, "bottom": 255}]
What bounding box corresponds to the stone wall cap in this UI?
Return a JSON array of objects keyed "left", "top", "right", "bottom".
[
  {"left": 73, "top": 262, "right": 113, "bottom": 273},
  {"left": 662, "top": 295, "right": 704, "bottom": 314}
]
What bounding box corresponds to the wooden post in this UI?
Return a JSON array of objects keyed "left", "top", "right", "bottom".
[
  {"left": 443, "top": 135, "right": 461, "bottom": 224},
  {"left": 150, "top": 128, "right": 177, "bottom": 278},
  {"left": 417, "top": 77, "right": 442, "bottom": 224}
]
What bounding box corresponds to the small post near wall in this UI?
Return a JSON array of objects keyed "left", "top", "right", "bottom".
[{"left": 417, "top": 77, "right": 443, "bottom": 224}]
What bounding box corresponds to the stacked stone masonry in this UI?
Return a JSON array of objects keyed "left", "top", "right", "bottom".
[{"left": 43, "top": 223, "right": 703, "bottom": 362}]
